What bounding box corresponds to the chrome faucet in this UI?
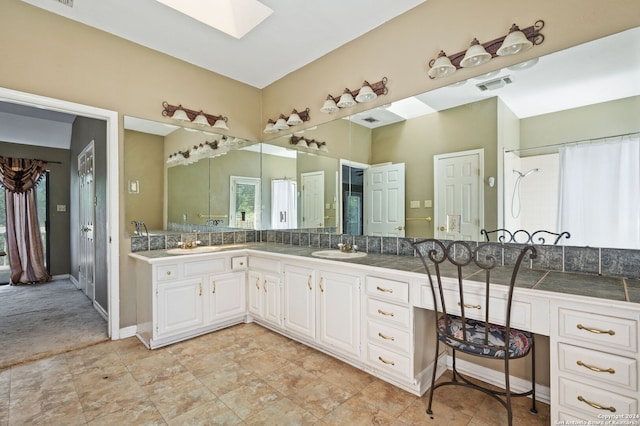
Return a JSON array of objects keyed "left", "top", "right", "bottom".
[
  {"left": 338, "top": 243, "right": 358, "bottom": 253},
  {"left": 131, "top": 220, "right": 148, "bottom": 236}
]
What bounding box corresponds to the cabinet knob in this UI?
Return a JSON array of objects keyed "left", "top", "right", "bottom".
[
  {"left": 166, "top": 271, "right": 171, "bottom": 276},
  {"left": 439, "top": 226, "right": 446, "bottom": 231}
]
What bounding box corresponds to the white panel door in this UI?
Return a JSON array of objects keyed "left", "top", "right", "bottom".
[
  {"left": 301, "top": 171, "right": 324, "bottom": 228},
  {"left": 248, "top": 271, "right": 263, "bottom": 318},
  {"left": 364, "top": 163, "right": 405, "bottom": 236},
  {"left": 78, "top": 141, "right": 95, "bottom": 300},
  {"left": 157, "top": 278, "right": 204, "bottom": 338},
  {"left": 263, "top": 273, "right": 282, "bottom": 327},
  {"left": 434, "top": 150, "right": 483, "bottom": 240}
]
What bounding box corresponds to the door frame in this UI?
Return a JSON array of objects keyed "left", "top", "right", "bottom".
[
  {"left": 0, "top": 86, "right": 120, "bottom": 339},
  {"left": 433, "top": 148, "right": 484, "bottom": 240}
]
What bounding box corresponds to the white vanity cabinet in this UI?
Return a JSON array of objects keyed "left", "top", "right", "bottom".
[
  {"left": 133, "top": 253, "right": 248, "bottom": 349},
  {"left": 551, "top": 298, "right": 639, "bottom": 422},
  {"left": 283, "top": 262, "right": 362, "bottom": 360},
  {"left": 247, "top": 255, "right": 282, "bottom": 328}
]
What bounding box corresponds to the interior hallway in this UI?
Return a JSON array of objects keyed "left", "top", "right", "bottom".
[
  {"left": 0, "top": 322, "right": 550, "bottom": 425},
  {"left": 0, "top": 279, "right": 108, "bottom": 370}
]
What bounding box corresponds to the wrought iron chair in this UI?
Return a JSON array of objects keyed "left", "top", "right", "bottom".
[
  {"left": 480, "top": 228, "right": 570, "bottom": 245},
  {"left": 411, "top": 239, "right": 538, "bottom": 425}
]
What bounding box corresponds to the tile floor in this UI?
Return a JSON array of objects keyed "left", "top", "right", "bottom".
[{"left": 0, "top": 323, "right": 550, "bottom": 425}]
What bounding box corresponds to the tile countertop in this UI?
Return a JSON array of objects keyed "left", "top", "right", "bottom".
[{"left": 130, "top": 243, "right": 640, "bottom": 305}]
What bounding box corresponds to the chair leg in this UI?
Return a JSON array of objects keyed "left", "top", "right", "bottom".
[
  {"left": 426, "top": 338, "right": 440, "bottom": 416},
  {"left": 504, "top": 356, "right": 513, "bottom": 426},
  {"left": 530, "top": 341, "right": 538, "bottom": 414}
]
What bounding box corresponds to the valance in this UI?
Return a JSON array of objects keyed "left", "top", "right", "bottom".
[{"left": 0, "top": 157, "right": 47, "bottom": 193}]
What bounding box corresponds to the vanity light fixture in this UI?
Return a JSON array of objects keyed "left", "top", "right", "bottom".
[
  {"left": 320, "top": 77, "right": 388, "bottom": 113},
  {"left": 162, "top": 101, "right": 230, "bottom": 131},
  {"left": 427, "top": 20, "right": 544, "bottom": 79},
  {"left": 263, "top": 108, "right": 310, "bottom": 134},
  {"left": 290, "top": 135, "right": 328, "bottom": 152}
]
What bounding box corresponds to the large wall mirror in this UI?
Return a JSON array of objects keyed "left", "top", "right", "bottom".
[{"left": 124, "top": 26, "right": 639, "bottom": 249}]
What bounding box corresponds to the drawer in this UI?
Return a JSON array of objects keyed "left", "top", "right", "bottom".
[
  {"left": 558, "top": 377, "right": 638, "bottom": 418},
  {"left": 558, "top": 308, "right": 638, "bottom": 352},
  {"left": 559, "top": 343, "right": 637, "bottom": 391},
  {"left": 367, "top": 299, "right": 410, "bottom": 328},
  {"left": 366, "top": 276, "right": 409, "bottom": 304},
  {"left": 249, "top": 256, "right": 281, "bottom": 274},
  {"left": 184, "top": 258, "right": 226, "bottom": 277},
  {"left": 367, "top": 343, "right": 412, "bottom": 379},
  {"left": 231, "top": 256, "right": 248, "bottom": 271},
  {"left": 367, "top": 319, "right": 411, "bottom": 354},
  {"left": 156, "top": 264, "right": 179, "bottom": 281}
]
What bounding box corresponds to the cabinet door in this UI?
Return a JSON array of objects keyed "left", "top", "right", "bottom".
[
  {"left": 284, "top": 265, "right": 316, "bottom": 339},
  {"left": 248, "top": 271, "right": 263, "bottom": 318},
  {"left": 263, "top": 273, "right": 282, "bottom": 327},
  {"left": 210, "top": 272, "right": 246, "bottom": 322},
  {"left": 319, "top": 270, "right": 361, "bottom": 357},
  {"left": 157, "top": 278, "right": 204, "bottom": 338}
]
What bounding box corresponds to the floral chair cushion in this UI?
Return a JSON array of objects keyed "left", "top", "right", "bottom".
[{"left": 437, "top": 315, "right": 533, "bottom": 358}]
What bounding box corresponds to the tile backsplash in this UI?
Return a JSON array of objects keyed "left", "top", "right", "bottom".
[{"left": 130, "top": 230, "right": 640, "bottom": 280}]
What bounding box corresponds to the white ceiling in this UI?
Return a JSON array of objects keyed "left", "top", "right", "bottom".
[{"left": 19, "top": 0, "right": 426, "bottom": 89}]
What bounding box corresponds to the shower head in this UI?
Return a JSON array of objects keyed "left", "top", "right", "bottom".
[{"left": 513, "top": 168, "right": 540, "bottom": 178}]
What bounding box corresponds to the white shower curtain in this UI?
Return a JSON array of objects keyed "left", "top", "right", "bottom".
[{"left": 557, "top": 135, "right": 640, "bottom": 249}]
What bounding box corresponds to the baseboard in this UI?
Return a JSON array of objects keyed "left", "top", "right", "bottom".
[
  {"left": 69, "top": 274, "right": 80, "bottom": 289},
  {"left": 51, "top": 274, "right": 70, "bottom": 281},
  {"left": 446, "top": 356, "right": 551, "bottom": 405},
  {"left": 93, "top": 300, "right": 108, "bottom": 321},
  {"left": 119, "top": 325, "right": 137, "bottom": 339}
]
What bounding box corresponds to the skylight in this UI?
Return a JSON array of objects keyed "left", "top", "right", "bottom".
[{"left": 155, "top": 0, "right": 273, "bottom": 39}]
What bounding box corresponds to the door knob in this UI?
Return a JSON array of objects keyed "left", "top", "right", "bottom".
[
  {"left": 395, "top": 226, "right": 404, "bottom": 231},
  {"left": 439, "top": 226, "right": 446, "bottom": 231}
]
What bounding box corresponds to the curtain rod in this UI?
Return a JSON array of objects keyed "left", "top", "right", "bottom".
[
  {"left": 0, "top": 155, "right": 63, "bottom": 164},
  {"left": 504, "top": 131, "right": 640, "bottom": 154}
]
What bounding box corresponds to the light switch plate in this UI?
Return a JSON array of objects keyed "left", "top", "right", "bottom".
[
  {"left": 56, "top": 204, "right": 66, "bottom": 212},
  {"left": 424, "top": 200, "right": 432, "bottom": 208},
  {"left": 410, "top": 200, "right": 420, "bottom": 209}
]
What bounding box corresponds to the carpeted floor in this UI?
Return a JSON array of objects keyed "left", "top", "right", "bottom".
[{"left": 0, "top": 279, "right": 109, "bottom": 370}]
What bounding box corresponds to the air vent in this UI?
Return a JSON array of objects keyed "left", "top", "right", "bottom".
[
  {"left": 54, "top": 0, "right": 74, "bottom": 7},
  {"left": 361, "top": 117, "right": 379, "bottom": 123},
  {"left": 476, "top": 76, "right": 513, "bottom": 92}
]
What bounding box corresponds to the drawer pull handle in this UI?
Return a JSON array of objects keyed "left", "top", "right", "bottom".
[
  {"left": 308, "top": 276, "right": 312, "bottom": 291},
  {"left": 264, "top": 280, "right": 267, "bottom": 293},
  {"left": 319, "top": 277, "right": 325, "bottom": 293},
  {"left": 376, "top": 286, "right": 393, "bottom": 293},
  {"left": 577, "top": 324, "right": 615, "bottom": 335},
  {"left": 198, "top": 284, "right": 202, "bottom": 297},
  {"left": 212, "top": 281, "right": 216, "bottom": 294},
  {"left": 577, "top": 360, "right": 615, "bottom": 374},
  {"left": 378, "top": 332, "right": 395, "bottom": 341},
  {"left": 378, "top": 356, "right": 395, "bottom": 366},
  {"left": 458, "top": 302, "right": 481, "bottom": 310},
  {"left": 377, "top": 309, "right": 395, "bottom": 317},
  {"left": 255, "top": 278, "right": 260, "bottom": 290},
  {"left": 577, "top": 395, "right": 616, "bottom": 412}
]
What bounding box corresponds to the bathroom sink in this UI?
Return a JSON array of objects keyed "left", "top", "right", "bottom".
[
  {"left": 311, "top": 250, "right": 367, "bottom": 259},
  {"left": 166, "top": 246, "right": 221, "bottom": 255}
]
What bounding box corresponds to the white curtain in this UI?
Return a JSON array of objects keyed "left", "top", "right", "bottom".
[
  {"left": 557, "top": 135, "right": 640, "bottom": 248},
  {"left": 271, "top": 179, "right": 297, "bottom": 229}
]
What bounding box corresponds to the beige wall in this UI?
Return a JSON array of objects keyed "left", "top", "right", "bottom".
[
  {"left": 124, "top": 130, "right": 164, "bottom": 233},
  {"left": 520, "top": 95, "right": 640, "bottom": 152},
  {"left": 371, "top": 97, "right": 499, "bottom": 237}
]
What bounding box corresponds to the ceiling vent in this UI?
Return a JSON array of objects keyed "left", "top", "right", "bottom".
[
  {"left": 54, "top": 0, "right": 74, "bottom": 7},
  {"left": 476, "top": 75, "right": 513, "bottom": 92},
  {"left": 361, "top": 117, "right": 380, "bottom": 123}
]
